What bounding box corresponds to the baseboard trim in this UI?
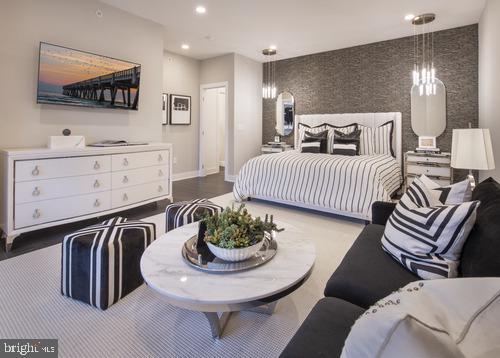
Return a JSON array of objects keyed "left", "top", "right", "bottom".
[{"left": 172, "top": 170, "right": 201, "bottom": 182}]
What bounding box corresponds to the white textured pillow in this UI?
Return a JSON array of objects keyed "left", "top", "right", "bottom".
[
  {"left": 358, "top": 121, "right": 394, "bottom": 156},
  {"left": 381, "top": 177, "right": 479, "bottom": 279},
  {"left": 419, "top": 175, "right": 472, "bottom": 205},
  {"left": 341, "top": 278, "right": 500, "bottom": 358}
]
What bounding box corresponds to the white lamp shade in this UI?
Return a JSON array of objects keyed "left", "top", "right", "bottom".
[{"left": 451, "top": 129, "right": 495, "bottom": 170}]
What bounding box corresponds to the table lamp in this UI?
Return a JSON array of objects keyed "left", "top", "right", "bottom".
[{"left": 451, "top": 128, "right": 495, "bottom": 188}]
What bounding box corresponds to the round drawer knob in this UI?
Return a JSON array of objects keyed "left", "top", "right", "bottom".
[
  {"left": 158, "top": 185, "right": 163, "bottom": 192},
  {"left": 158, "top": 154, "right": 163, "bottom": 162},
  {"left": 94, "top": 161, "right": 100, "bottom": 170},
  {"left": 158, "top": 169, "right": 163, "bottom": 177},
  {"left": 94, "top": 180, "right": 100, "bottom": 188},
  {"left": 123, "top": 193, "right": 128, "bottom": 201},
  {"left": 32, "top": 187, "right": 41, "bottom": 196},
  {"left": 123, "top": 176, "right": 129, "bottom": 183},
  {"left": 123, "top": 158, "right": 129, "bottom": 166},
  {"left": 94, "top": 199, "right": 100, "bottom": 207},
  {"left": 32, "top": 166, "right": 40, "bottom": 176},
  {"left": 32, "top": 209, "right": 41, "bottom": 219}
]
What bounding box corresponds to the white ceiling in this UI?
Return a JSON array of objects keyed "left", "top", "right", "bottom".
[{"left": 101, "top": 0, "right": 486, "bottom": 62}]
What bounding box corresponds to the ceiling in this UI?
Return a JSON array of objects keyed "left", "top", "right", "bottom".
[{"left": 101, "top": 0, "right": 486, "bottom": 62}]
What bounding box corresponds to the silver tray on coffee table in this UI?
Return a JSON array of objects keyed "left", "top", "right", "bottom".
[{"left": 181, "top": 235, "right": 278, "bottom": 273}]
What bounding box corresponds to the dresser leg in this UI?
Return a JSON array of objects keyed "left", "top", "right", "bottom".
[{"left": 3, "top": 235, "right": 17, "bottom": 253}]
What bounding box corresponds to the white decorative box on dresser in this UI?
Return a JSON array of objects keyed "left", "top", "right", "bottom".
[
  {"left": 404, "top": 151, "right": 452, "bottom": 189},
  {"left": 0, "top": 143, "right": 172, "bottom": 252}
]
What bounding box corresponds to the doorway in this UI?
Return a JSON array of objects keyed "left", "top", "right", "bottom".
[{"left": 199, "top": 82, "right": 228, "bottom": 179}]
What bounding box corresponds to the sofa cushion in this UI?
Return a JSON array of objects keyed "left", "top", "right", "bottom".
[
  {"left": 280, "top": 297, "right": 364, "bottom": 358},
  {"left": 460, "top": 177, "right": 500, "bottom": 277},
  {"left": 325, "top": 225, "right": 418, "bottom": 308}
]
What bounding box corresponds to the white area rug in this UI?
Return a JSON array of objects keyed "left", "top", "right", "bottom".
[{"left": 0, "top": 193, "right": 363, "bottom": 358}]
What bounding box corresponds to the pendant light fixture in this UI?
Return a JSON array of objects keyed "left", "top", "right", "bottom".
[
  {"left": 262, "top": 48, "right": 277, "bottom": 99},
  {"left": 411, "top": 13, "right": 437, "bottom": 96}
]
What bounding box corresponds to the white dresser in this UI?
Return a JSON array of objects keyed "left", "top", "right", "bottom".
[
  {"left": 404, "top": 151, "right": 452, "bottom": 190},
  {"left": 0, "top": 143, "right": 172, "bottom": 251}
]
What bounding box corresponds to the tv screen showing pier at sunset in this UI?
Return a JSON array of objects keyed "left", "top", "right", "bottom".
[{"left": 37, "top": 42, "right": 141, "bottom": 110}]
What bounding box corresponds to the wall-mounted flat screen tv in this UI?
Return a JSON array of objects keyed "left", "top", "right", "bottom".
[{"left": 37, "top": 42, "right": 141, "bottom": 110}]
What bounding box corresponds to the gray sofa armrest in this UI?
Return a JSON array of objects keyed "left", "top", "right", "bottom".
[{"left": 371, "top": 201, "right": 396, "bottom": 226}]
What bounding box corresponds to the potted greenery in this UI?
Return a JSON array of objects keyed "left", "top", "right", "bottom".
[{"left": 202, "top": 204, "right": 281, "bottom": 262}]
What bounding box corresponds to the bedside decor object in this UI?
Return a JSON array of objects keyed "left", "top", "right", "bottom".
[
  {"left": 170, "top": 94, "right": 191, "bottom": 125},
  {"left": 416, "top": 136, "right": 439, "bottom": 152},
  {"left": 161, "top": 93, "right": 168, "bottom": 125},
  {"left": 62, "top": 217, "right": 156, "bottom": 310},
  {"left": 451, "top": 128, "right": 495, "bottom": 189},
  {"left": 48, "top": 129, "right": 85, "bottom": 149},
  {"left": 202, "top": 204, "right": 281, "bottom": 262},
  {"left": 274, "top": 135, "right": 281, "bottom": 143},
  {"left": 404, "top": 151, "right": 451, "bottom": 190}
]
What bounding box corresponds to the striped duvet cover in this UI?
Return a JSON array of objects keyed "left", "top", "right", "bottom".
[{"left": 233, "top": 151, "right": 402, "bottom": 219}]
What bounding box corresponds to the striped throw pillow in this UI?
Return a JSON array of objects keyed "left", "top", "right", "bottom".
[
  {"left": 381, "top": 178, "right": 480, "bottom": 279},
  {"left": 359, "top": 121, "right": 394, "bottom": 156},
  {"left": 304, "top": 130, "right": 328, "bottom": 153},
  {"left": 301, "top": 139, "right": 321, "bottom": 153},
  {"left": 332, "top": 129, "right": 361, "bottom": 155},
  {"left": 326, "top": 124, "right": 358, "bottom": 153},
  {"left": 298, "top": 123, "right": 328, "bottom": 150}
]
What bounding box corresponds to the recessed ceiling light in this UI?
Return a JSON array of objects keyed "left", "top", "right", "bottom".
[
  {"left": 269, "top": 45, "right": 277, "bottom": 50},
  {"left": 405, "top": 14, "right": 415, "bottom": 21},
  {"left": 181, "top": 44, "right": 190, "bottom": 50},
  {"left": 195, "top": 6, "right": 206, "bottom": 14}
]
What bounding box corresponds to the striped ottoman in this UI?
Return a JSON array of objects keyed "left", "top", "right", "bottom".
[
  {"left": 61, "top": 217, "right": 156, "bottom": 310},
  {"left": 165, "top": 198, "right": 223, "bottom": 232}
]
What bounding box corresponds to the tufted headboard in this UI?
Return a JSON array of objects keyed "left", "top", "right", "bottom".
[{"left": 294, "top": 112, "right": 403, "bottom": 166}]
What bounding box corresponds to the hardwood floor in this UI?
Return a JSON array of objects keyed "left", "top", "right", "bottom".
[{"left": 0, "top": 170, "right": 233, "bottom": 261}]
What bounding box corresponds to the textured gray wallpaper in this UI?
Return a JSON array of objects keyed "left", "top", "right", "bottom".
[{"left": 263, "top": 25, "right": 478, "bottom": 161}]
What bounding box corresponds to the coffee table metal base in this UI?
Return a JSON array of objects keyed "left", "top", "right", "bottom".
[{"left": 203, "top": 302, "right": 278, "bottom": 339}]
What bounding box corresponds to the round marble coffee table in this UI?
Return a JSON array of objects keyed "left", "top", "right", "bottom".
[{"left": 141, "top": 222, "right": 316, "bottom": 339}]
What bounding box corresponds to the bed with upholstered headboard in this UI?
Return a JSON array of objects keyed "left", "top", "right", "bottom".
[{"left": 233, "top": 112, "right": 403, "bottom": 220}]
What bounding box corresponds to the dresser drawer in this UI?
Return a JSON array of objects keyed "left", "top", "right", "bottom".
[
  {"left": 15, "top": 155, "right": 111, "bottom": 182},
  {"left": 112, "top": 165, "right": 168, "bottom": 189},
  {"left": 14, "top": 192, "right": 111, "bottom": 229},
  {"left": 15, "top": 174, "right": 111, "bottom": 204},
  {"left": 407, "top": 164, "right": 451, "bottom": 178},
  {"left": 112, "top": 150, "right": 169, "bottom": 171},
  {"left": 406, "top": 155, "right": 451, "bottom": 165},
  {"left": 112, "top": 180, "right": 169, "bottom": 208}
]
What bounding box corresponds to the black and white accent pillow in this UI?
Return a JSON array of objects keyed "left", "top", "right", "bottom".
[
  {"left": 358, "top": 121, "right": 394, "bottom": 157},
  {"left": 326, "top": 123, "right": 357, "bottom": 153},
  {"left": 298, "top": 123, "right": 328, "bottom": 150},
  {"left": 301, "top": 139, "right": 321, "bottom": 153},
  {"left": 381, "top": 178, "right": 480, "bottom": 280},
  {"left": 419, "top": 175, "right": 472, "bottom": 205},
  {"left": 332, "top": 129, "right": 361, "bottom": 156},
  {"left": 304, "top": 129, "right": 328, "bottom": 153}
]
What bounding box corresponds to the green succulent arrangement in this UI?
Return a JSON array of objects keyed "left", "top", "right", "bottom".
[{"left": 202, "top": 204, "right": 282, "bottom": 249}]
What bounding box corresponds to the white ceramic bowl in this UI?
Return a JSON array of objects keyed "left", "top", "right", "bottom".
[{"left": 206, "top": 240, "right": 265, "bottom": 262}]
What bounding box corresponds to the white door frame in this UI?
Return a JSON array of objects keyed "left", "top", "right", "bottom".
[{"left": 199, "top": 81, "right": 229, "bottom": 180}]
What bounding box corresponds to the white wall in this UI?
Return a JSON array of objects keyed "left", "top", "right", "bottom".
[
  {"left": 162, "top": 51, "right": 200, "bottom": 177},
  {"left": 479, "top": 0, "right": 500, "bottom": 181},
  {"left": 233, "top": 54, "right": 263, "bottom": 173},
  {"left": 0, "top": 0, "right": 164, "bottom": 148}
]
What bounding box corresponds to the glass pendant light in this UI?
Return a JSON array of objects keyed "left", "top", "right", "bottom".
[
  {"left": 262, "top": 48, "right": 277, "bottom": 99},
  {"left": 411, "top": 14, "right": 437, "bottom": 96}
]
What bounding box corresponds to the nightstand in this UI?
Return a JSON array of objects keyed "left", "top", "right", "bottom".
[
  {"left": 404, "top": 151, "right": 452, "bottom": 189},
  {"left": 261, "top": 144, "right": 294, "bottom": 154}
]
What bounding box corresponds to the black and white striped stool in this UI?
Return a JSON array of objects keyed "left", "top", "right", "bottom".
[
  {"left": 165, "top": 198, "right": 223, "bottom": 232},
  {"left": 61, "top": 217, "right": 156, "bottom": 310}
]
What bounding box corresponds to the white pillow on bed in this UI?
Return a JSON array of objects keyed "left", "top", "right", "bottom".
[
  {"left": 341, "top": 278, "right": 500, "bottom": 358},
  {"left": 359, "top": 121, "right": 394, "bottom": 156}
]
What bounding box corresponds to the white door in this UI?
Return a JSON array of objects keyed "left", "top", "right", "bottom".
[{"left": 200, "top": 86, "right": 226, "bottom": 176}]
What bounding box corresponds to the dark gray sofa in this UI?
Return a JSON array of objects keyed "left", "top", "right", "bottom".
[{"left": 280, "top": 177, "right": 500, "bottom": 358}]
